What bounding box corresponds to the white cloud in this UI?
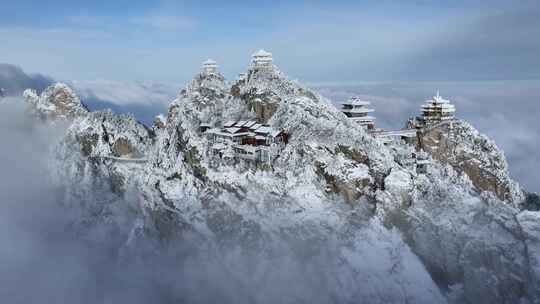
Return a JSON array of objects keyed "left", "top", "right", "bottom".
[
  {"left": 132, "top": 15, "right": 196, "bottom": 31},
  {"left": 71, "top": 79, "right": 179, "bottom": 107}
]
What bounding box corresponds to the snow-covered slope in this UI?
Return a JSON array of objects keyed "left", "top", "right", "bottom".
[
  {"left": 29, "top": 64, "right": 539, "bottom": 303},
  {"left": 380, "top": 162, "right": 534, "bottom": 303}
]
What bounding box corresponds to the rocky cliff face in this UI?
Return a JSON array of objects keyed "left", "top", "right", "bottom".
[
  {"left": 46, "top": 105, "right": 154, "bottom": 250},
  {"left": 53, "top": 108, "right": 153, "bottom": 196},
  {"left": 231, "top": 68, "right": 319, "bottom": 123},
  {"left": 29, "top": 68, "right": 539, "bottom": 303},
  {"left": 381, "top": 162, "right": 535, "bottom": 303},
  {"left": 23, "top": 83, "right": 89, "bottom": 121},
  {"left": 419, "top": 120, "right": 524, "bottom": 205},
  {"left": 68, "top": 110, "right": 152, "bottom": 158}
]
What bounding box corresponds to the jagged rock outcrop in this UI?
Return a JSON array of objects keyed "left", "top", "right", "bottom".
[
  {"left": 231, "top": 68, "right": 318, "bottom": 123},
  {"left": 69, "top": 110, "right": 152, "bottom": 158},
  {"left": 176, "top": 71, "right": 231, "bottom": 126},
  {"left": 46, "top": 108, "right": 155, "bottom": 252},
  {"left": 419, "top": 120, "right": 524, "bottom": 205},
  {"left": 24, "top": 83, "right": 88, "bottom": 121},
  {"left": 53, "top": 109, "right": 153, "bottom": 201}
]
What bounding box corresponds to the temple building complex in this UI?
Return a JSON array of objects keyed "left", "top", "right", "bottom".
[
  {"left": 341, "top": 97, "right": 375, "bottom": 130},
  {"left": 194, "top": 51, "right": 453, "bottom": 175},
  {"left": 203, "top": 120, "right": 288, "bottom": 166},
  {"left": 251, "top": 50, "right": 274, "bottom": 71},
  {"left": 419, "top": 91, "right": 456, "bottom": 126},
  {"left": 202, "top": 59, "right": 218, "bottom": 75}
]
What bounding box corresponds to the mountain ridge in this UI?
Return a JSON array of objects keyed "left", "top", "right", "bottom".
[{"left": 21, "top": 56, "right": 539, "bottom": 304}]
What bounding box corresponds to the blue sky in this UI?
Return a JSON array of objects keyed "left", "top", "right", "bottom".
[{"left": 1, "top": 0, "right": 539, "bottom": 83}]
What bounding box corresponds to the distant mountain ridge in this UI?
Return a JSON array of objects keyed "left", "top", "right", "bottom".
[{"left": 0, "top": 63, "right": 53, "bottom": 96}]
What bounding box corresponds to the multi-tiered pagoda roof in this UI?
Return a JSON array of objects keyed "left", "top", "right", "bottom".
[
  {"left": 202, "top": 59, "right": 218, "bottom": 74},
  {"left": 341, "top": 96, "right": 375, "bottom": 129},
  {"left": 420, "top": 91, "right": 456, "bottom": 125},
  {"left": 251, "top": 49, "right": 273, "bottom": 70}
]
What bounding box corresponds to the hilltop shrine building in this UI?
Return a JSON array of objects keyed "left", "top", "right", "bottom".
[
  {"left": 419, "top": 91, "right": 456, "bottom": 126},
  {"left": 341, "top": 97, "right": 376, "bottom": 130},
  {"left": 251, "top": 50, "right": 274, "bottom": 71},
  {"left": 202, "top": 59, "right": 218, "bottom": 75}
]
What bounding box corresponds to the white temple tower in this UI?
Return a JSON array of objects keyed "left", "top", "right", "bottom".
[
  {"left": 251, "top": 50, "right": 273, "bottom": 71},
  {"left": 341, "top": 96, "right": 375, "bottom": 130},
  {"left": 202, "top": 59, "right": 218, "bottom": 75},
  {"left": 420, "top": 91, "right": 456, "bottom": 125}
]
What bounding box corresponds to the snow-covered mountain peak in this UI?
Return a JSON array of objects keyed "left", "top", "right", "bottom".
[
  {"left": 19, "top": 57, "right": 540, "bottom": 304},
  {"left": 23, "top": 82, "right": 88, "bottom": 121}
]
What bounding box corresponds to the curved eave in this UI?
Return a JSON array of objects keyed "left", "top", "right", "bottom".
[
  {"left": 342, "top": 108, "right": 375, "bottom": 114},
  {"left": 343, "top": 100, "right": 371, "bottom": 106},
  {"left": 349, "top": 116, "right": 376, "bottom": 121}
]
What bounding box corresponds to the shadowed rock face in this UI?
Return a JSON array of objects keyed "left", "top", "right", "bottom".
[
  {"left": 69, "top": 110, "right": 152, "bottom": 159},
  {"left": 112, "top": 138, "right": 136, "bottom": 157},
  {"left": 79, "top": 133, "right": 99, "bottom": 157},
  {"left": 245, "top": 93, "right": 280, "bottom": 123},
  {"left": 524, "top": 193, "right": 540, "bottom": 211},
  {"left": 419, "top": 121, "right": 524, "bottom": 205},
  {"left": 23, "top": 83, "right": 152, "bottom": 160},
  {"left": 231, "top": 69, "right": 321, "bottom": 123},
  {"left": 231, "top": 77, "right": 281, "bottom": 123},
  {"left": 49, "top": 86, "right": 86, "bottom": 115}
]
